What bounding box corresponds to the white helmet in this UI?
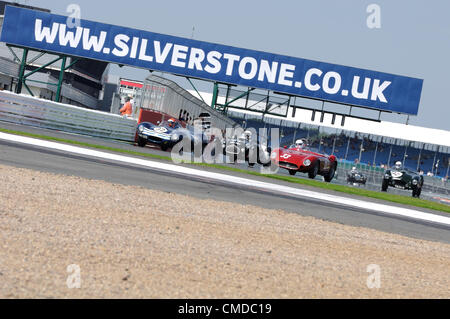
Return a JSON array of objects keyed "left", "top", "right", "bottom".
[
  {"left": 351, "top": 166, "right": 357, "bottom": 172},
  {"left": 295, "top": 139, "right": 305, "bottom": 148},
  {"left": 394, "top": 161, "right": 402, "bottom": 170}
]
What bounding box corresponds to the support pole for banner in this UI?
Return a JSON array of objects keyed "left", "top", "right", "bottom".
[
  {"left": 223, "top": 88, "right": 254, "bottom": 108},
  {"left": 64, "top": 58, "right": 79, "bottom": 71},
  {"left": 22, "top": 81, "right": 34, "bottom": 96},
  {"left": 187, "top": 77, "right": 206, "bottom": 105},
  {"left": 23, "top": 56, "right": 62, "bottom": 80},
  {"left": 16, "top": 48, "right": 28, "bottom": 94},
  {"left": 55, "top": 56, "right": 67, "bottom": 103},
  {"left": 7, "top": 45, "right": 21, "bottom": 63},
  {"left": 211, "top": 82, "right": 218, "bottom": 109}
]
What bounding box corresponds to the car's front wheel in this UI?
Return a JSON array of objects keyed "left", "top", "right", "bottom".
[
  {"left": 412, "top": 186, "right": 421, "bottom": 198},
  {"left": 137, "top": 136, "right": 147, "bottom": 147},
  {"left": 288, "top": 169, "right": 296, "bottom": 176}
]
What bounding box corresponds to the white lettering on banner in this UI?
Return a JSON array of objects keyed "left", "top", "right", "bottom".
[
  {"left": 239, "top": 57, "right": 258, "bottom": 80},
  {"left": 58, "top": 24, "right": 82, "bottom": 48},
  {"left": 154, "top": 41, "right": 172, "bottom": 64},
  {"left": 258, "top": 60, "right": 278, "bottom": 83},
  {"left": 304, "top": 68, "right": 323, "bottom": 91},
  {"left": 188, "top": 47, "right": 205, "bottom": 70},
  {"left": 352, "top": 76, "right": 371, "bottom": 99},
  {"left": 82, "top": 28, "right": 106, "bottom": 52},
  {"left": 171, "top": 44, "right": 188, "bottom": 68},
  {"left": 138, "top": 39, "right": 153, "bottom": 62},
  {"left": 112, "top": 34, "right": 130, "bottom": 57},
  {"left": 129, "top": 36, "right": 139, "bottom": 59},
  {"left": 278, "top": 63, "right": 295, "bottom": 86},
  {"left": 371, "top": 79, "right": 391, "bottom": 102},
  {"left": 29, "top": 17, "right": 404, "bottom": 107},
  {"left": 35, "top": 19, "right": 59, "bottom": 43},
  {"left": 322, "top": 71, "right": 341, "bottom": 94},
  {"left": 204, "top": 51, "right": 222, "bottom": 74},
  {"left": 223, "top": 53, "right": 240, "bottom": 76}
]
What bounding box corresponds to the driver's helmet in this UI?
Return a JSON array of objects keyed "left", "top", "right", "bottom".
[
  {"left": 394, "top": 161, "right": 402, "bottom": 170},
  {"left": 168, "top": 118, "right": 177, "bottom": 128},
  {"left": 295, "top": 139, "right": 306, "bottom": 148},
  {"left": 351, "top": 166, "right": 357, "bottom": 172}
]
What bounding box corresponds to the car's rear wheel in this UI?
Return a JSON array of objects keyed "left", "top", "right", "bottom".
[
  {"left": 381, "top": 179, "right": 389, "bottom": 191},
  {"left": 324, "top": 163, "right": 336, "bottom": 182},
  {"left": 137, "top": 136, "right": 147, "bottom": 147},
  {"left": 308, "top": 161, "right": 319, "bottom": 179}
]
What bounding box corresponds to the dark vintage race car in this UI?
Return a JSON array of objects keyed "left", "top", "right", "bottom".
[
  {"left": 270, "top": 139, "right": 337, "bottom": 182},
  {"left": 347, "top": 167, "right": 367, "bottom": 185},
  {"left": 136, "top": 118, "right": 208, "bottom": 151},
  {"left": 222, "top": 130, "right": 271, "bottom": 167},
  {"left": 381, "top": 161, "right": 424, "bottom": 197}
]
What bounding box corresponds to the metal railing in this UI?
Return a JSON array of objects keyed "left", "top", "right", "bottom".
[{"left": 0, "top": 90, "right": 137, "bottom": 141}]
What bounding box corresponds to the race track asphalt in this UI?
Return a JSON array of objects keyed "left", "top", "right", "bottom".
[{"left": 0, "top": 121, "right": 449, "bottom": 243}]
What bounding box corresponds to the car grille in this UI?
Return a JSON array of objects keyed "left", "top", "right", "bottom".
[{"left": 279, "top": 161, "right": 298, "bottom": 170}]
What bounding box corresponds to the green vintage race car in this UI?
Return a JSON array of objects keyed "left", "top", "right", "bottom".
[{"left": 381, "top": 161, "right": 424, "bottom": 198}]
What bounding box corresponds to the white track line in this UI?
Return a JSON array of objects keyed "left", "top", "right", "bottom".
[{"left": 1, "top": 131, "right": 449, "bottom": 227}]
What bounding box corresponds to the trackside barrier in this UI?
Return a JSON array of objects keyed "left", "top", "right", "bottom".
[{"left": 0, "top": 90, "right": 137, "bottom": 141}]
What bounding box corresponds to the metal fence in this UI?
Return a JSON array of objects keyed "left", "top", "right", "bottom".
[{"left": 0, "top": 90, "right": 137, "bottom": 141}]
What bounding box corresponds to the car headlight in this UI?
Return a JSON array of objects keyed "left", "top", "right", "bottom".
[
  {"left": 171, "top": 133, "right": 179, "bottom": 141},
  {"left": 303, "top": 159, "right": 311, "bottom": 166},
  {"left": 138, "top": 125, "right": 144, "bottom": 132},
  {"left": 270, "top": 151, "right": 277, "bottom": 159}
]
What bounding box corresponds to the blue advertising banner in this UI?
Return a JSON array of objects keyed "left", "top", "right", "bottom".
[{"left": 1, "top": 5, "right": 423, "bottom": 115}]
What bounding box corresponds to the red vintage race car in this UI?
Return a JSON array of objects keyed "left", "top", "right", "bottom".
[{"left": 270, "top": 140, "right": 337, "bottom": 182}]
